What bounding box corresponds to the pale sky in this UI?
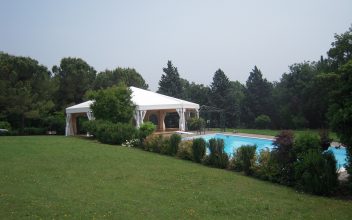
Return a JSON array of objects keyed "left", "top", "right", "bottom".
[{"left": 1, "top": 0, "right": 351, "bottom": 90}]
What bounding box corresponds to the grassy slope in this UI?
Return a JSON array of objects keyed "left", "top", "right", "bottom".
[{"left": 0, "top": 136, "right": 351, "bottom": 219}]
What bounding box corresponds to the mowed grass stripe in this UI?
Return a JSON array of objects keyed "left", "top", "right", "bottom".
[{"left": 0, "top": 136, "right": 351, "bottom": 219}]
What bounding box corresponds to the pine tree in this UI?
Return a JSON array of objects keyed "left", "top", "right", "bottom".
[{"left": 157, "top": 61, "right": 183, "bottom": 98}]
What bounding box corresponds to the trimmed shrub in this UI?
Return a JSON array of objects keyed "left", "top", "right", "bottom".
[
  {"left": 204, "top": 138, "right": 229, "bottom": 169},
  {"left": 169, "top": 134, "right": 181, "bottom": 156},
  {"left": 84, "top": 120, "right": 138, "bottom": 145},
  {"left": 232, "top": 145, "right": 257, "bottom": 175},
  {"left": 254, "top": 114, "right": 271, "bottom": 129},
  {"left": 177, "top": 140, "right": 193, "bottom": 161},
  {"left": 143, "top": 134, "right": 164, "bottom": 153},
  {"left": 160, "top": 136, "right": 171, "bottom": 155},
  {"left": 294, "top": 150, "right": 338, "bottom": 195},
  {"left": 192, "top": 138, "right": 206, "bottom": 163},
  {"left": 143, "top": 134, "right": 170, "bottom": 154},
  {"left": 139, "top": 122, "right": 156, "bottom": 143},
  {"left": 319, "top": 129, "right": 332, "bottom": 151},
  {"left": 187, "top": 117, "right": 205, "bottom": 131},
  {"left": 23, "top": 127, "right": 46, "bottom": 135},
  {"left": 294, "top": 133, "right": 321, "bottom": 158},
  {"left": 255, "top": 149, "right": 280, "bottom": 181}
]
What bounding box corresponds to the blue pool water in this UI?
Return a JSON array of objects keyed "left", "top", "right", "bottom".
[{"left": 199, "top": 133, "right": 347, "bottom": 169}]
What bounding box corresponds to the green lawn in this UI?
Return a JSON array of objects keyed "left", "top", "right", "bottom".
[{"left": 0, "top": 136, "right": 351, "bottom": 219}]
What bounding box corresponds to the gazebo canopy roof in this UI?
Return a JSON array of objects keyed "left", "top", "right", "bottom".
[
  {"left": 66, "top": 100, "right": 94, "bottom": 114},
  {"left": 65, "top": 86, "right": 199, "bottom": 114}
]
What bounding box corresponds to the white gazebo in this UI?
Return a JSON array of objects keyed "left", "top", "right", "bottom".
[{"left": 65, "top": 87, "right": 199, "bottom": 136}]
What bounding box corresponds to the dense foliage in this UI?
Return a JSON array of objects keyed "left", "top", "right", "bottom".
[
  {"left": 294, "top": 150, "right": 338, "bottom": 195},
  {"left": 88, "top": 86, "right": 135, "bottom": 124},
  {"left": 52, "top": 57, "right": 96, "bottom": 108},
  {"left": 138, "top": 122, "right": 156, "bottom": 142},
  {"left": 94, "top": 68, "right": 148, "bottom": 90},
  {"left": 169, "top": 134, "right": 181, "bottom": 156},
  {"left": 272, "top": 130, "right": 296, "bottom": 185},
  {"left": 157, "top": 60, "right": 183, "bottom": 98},
  {"left": 84, "top": 120, "right": 138, "bottom": 145},
  {"left": 187, "top": 117, "right": 205, "bottom": 131},
  {"left": 232, "top": 145, "right": 257, "bottom": 175},
  {"left": 192, "top": 138, "right": 206, "bottom": 163},
  {"left": 204, "top": 138, "right": 229, "bottom": 169},
  {"left": 0, "top": 52, "right": 55, "bottom": 133}
]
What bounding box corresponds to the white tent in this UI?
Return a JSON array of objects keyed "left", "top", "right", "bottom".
[{"left": 65, "top": 87, "right": 199, "bottom": 136}]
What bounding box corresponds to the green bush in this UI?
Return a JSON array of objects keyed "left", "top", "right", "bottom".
[
  {"left": 254, "top": 114, "right": 271, "bottom": 129},
  {"left": 0, "top": 121, "right": 11, "bottom": 136},
  {"left": 254, "top": 149, "right": 280, "bottom": 181},
  {"left": 294, "top": 133, "right": 321, "bottom": 158},
  {"left": 84, "top": 120, "right": 138, "bottom": 145},
  {"left": 83, "top": 120, "right": 105, "bottom": 135},
  {"left": 23, "top": 127, "right": 46, "bottom": 135},
  {"left": 160, "top": 137, "right": 171, "bottom": 155},
  {"left": 169, "top": 134, "right": 181, "bottom": 156},
  {"left": 43, "top": 112, "right": 65, "bottom": 134},
  {"left": 292, "top": 115, "right": 309, "bottom": 129},
  {"left": 88, "top": 85, "right": 135, "bottom": 124},
  {"left": 232, "top": 145, "right": 257, "bottom": 175},
  {"left": 294, "top": 150, "right": 338, "bottom": 195},
  {"left": 177, "top": 141, "right": 193, "bottom": 161},
  {"left": 204, "top": 138, "right": 229, "bottom": 169},
  {"left": 143, "top": 135, "right": 164, "bottom": 153},
  {"left": 192, "top": 138, "right": 206, "bottom": 163},
  {"left": 187, "top": 117, "right": 205, "bottom": 131},
  {"left": 139, "top": 122, "right": 156, "bottom": 142},
  {"left": 272, "top": 130, "right": 296, "bottom": 185},
  {"left": 0, "top": 121, "right": 11, "bottom": 130}
]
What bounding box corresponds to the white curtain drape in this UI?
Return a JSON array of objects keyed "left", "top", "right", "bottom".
[
  {"left": 134, "top": 110, "right": 147, "bottom": 128},
  {"left": 176, "top": 108, "right": 186, "bottom": 131},
  {"left": 65, "top": 113, "right": 73, "bottom": 136},
  {"left": 86, "top": 111, "right": 95, "bottom": 121}
]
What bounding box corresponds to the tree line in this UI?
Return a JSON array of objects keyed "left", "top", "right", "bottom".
[
  {"left": 157, "top": 27, "right": 351, "bottom": 137},
  {"left": 0, "top": 55, "right": 148, "bottom": 134},
  {"left": 0, "top": 26, "right": 351, "bottom": 148}
]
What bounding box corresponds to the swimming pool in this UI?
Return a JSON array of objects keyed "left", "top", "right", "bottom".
[{"left": 198, "top": 133, "right": 347, "bottom": 170}]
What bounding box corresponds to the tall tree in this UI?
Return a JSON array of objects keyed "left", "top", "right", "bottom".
[
  {"left": 52, "top": 57, "right": 96, "bottom": 108},
  {"left": 182, "top": 81, "right": 210, "bottom": 106},
  {"left": 94, "top": 67, "right": 148, "bottom": 90},
  {"left": 209, "top": 69, "right": 233, "bottom": 127},
  {"left": 328, "top": 59, "right": 352, "bottom": 182},
  {"left": 0, "top": 52, "right": 54, "bottom": 132},
  {"left": 274, "top": 62, "right": 332, "bottom": 129},
  {"left": 158, "top": 60, "right": 183, "bottom": 98},
  {"left": 210, "top": 69, "right": 230, "bottom": 108},
  {"left": 244, "top": 66, "right": 274, "bottom": 127},
  {"left": 327, "top": 27, "right": 352, "bottom": 183},
  {"left": 327, "top": 26, "right": 352, "bottom": 71},
  {"left": 226, "top": 81, "right": 245, "bottom": 128}
]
